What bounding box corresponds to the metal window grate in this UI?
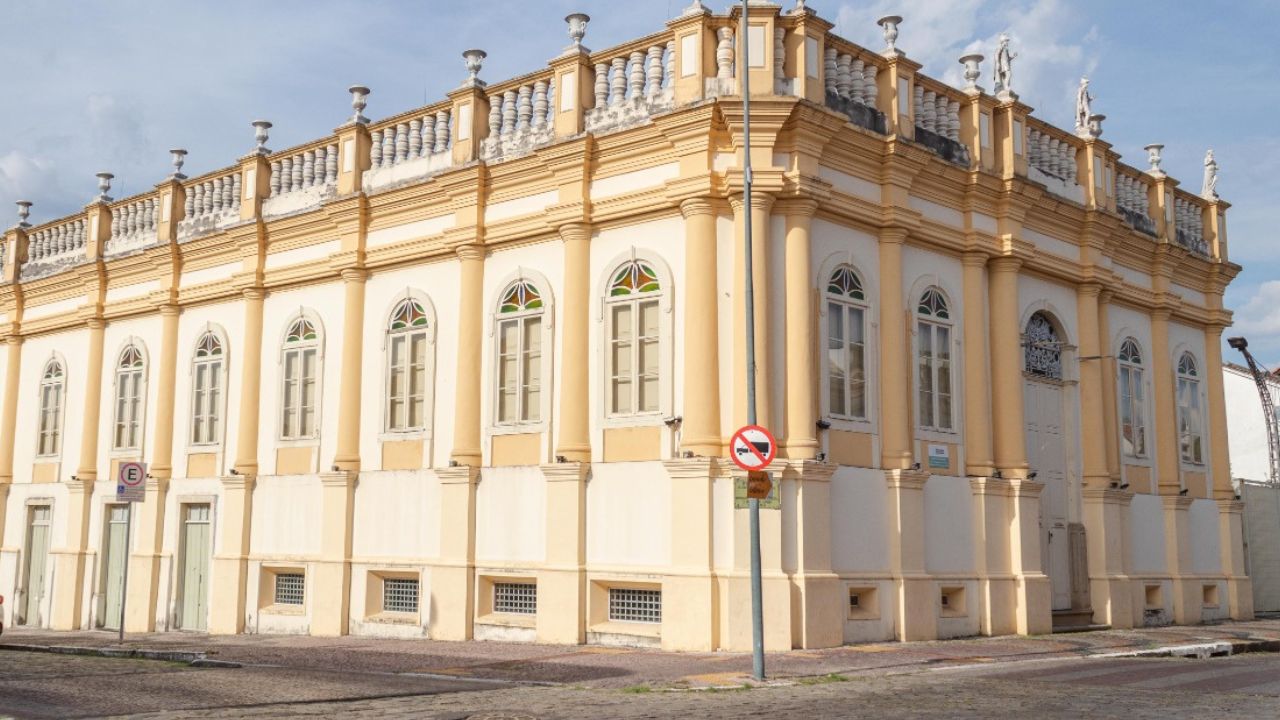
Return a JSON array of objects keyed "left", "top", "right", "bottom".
[
  {"left": 493, "top": 582, "right": 537, "bottom": 614},
  {"left": 608, "top": 587, "right": 661, "bottom": 623},
  {"left": 274, "top": 573, "right": 305, "bottom": 606},
  {"left": 383, "top": 577, "right": 419, "bottom": 613}
]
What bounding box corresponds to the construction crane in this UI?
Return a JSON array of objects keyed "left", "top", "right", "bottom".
[{"left": 1229, "top": 336, "right": 1279, "bottom": 483}]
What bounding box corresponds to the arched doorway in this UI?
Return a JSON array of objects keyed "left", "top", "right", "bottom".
[{"left": 1022, "top": 311, "right": 1072, "bottom": 611}]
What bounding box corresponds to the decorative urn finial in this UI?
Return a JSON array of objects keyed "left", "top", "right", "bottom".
[
  {"left": 566, "top": 13, "right": 590, "bottom": 48},
  {"left": 1144, "top": 143, "right": 1165, "bottom": 176},
  {"left": 169, "top": 148, "right": 188, "bottom": 179},
  {"left": 348, "top": 85, "right": 370, "bottom": 125},
  {"left": 877, "top": 15, "right": 903, "bottom": 55},
  {"left": 251, "top": 120, "right": 273, "bottom": 155},
  {"left": 96, "top": 172, "right": 114, "bottom": 202},
  {"left": 462, "top": 49, "right": 487, "bottom": 87},
  {"left": 15, "top": 200, "right": 32, "bottom": 228},
  {"left": 959, "top": 54, "right": 984, "bottom": 93}
]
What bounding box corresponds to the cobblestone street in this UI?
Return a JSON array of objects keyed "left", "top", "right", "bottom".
[{"left": 2, "top": 621, "right": 1279, "bottom": 718}]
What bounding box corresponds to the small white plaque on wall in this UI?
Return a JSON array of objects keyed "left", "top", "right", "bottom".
[{"left": 928, "top": 444, "right": 950, "bottom": 469}]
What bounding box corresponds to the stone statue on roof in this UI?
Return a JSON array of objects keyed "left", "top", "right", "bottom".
[
  {"left": 994, "top": 33, "right": 1017, "bottom": 98},
  {"left": 1203, "top": 149, "right": 1220, "bottom": 200},
  {"left": 1075, "top": 77, "right": 1094, "bottom": 133}
]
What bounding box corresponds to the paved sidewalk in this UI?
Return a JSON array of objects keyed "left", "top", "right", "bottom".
[{"left": 4, "top": 619, "right": 1279, "bottom": 689}]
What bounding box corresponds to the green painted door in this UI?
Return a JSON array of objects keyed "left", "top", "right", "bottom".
[
  {"left": 101, "top": 505, "right": 129, "bottom": 630},
  {"left": 22, "top": 506, "right": 51, "bottom": 626},
  {"left": 179, "top": 504, "right": 211, "bottom": 631}
]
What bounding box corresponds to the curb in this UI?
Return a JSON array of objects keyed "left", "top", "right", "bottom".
[
  {"left": 1090, "top": 639, "right": 1280, "bottom": 660},
  {"left": 0, "top": 642, "right": 241, "bottom": 668}
]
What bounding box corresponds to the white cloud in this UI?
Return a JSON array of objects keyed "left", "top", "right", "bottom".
[{"left": 1233, "top": 281, "right": 1280, "bottom": 336}]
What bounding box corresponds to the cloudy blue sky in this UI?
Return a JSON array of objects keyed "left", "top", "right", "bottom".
[{"left": 2, "top": 0, "right": 1276, "bottom": 364}]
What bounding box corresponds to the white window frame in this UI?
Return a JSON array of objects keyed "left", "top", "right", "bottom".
[
  {"left": 189, "top": 330, "right": 228, "bottom": 448},
  {"left": 278, "top": 313, "right": 323, "bottom": 443},
  {"left": 1176, "top": 352, "right": 1204, "bottom": 466},
  {"left": 1118, "top": 337, "right": 1148, "bottom": 459},
  {"left": 915, "top": 287, "right": 955, "bottom": 434},
  {"left": 602, "top": 258, "right": 667, "bottom": 424},
  {"left": 36, "top": 357, "right": 65, "bottom": 458},
  {"left": 111, "top": 341, "right": 148, "bottom": 454},
  {"left": 383, "top": 297, "right": 434, "bottom": 435},
  {"left": 492, "top": 280, "right": 547, "bottom": 430},
  {"left": 824, "top": 265, "right": 870, "bottom": 423}
]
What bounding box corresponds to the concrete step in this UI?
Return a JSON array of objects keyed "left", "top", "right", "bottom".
[{"left": 1052, "top": 608, "right": 1106, "bottom": 633}]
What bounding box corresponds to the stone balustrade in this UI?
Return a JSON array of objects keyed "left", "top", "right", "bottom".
[
  {"left": 363, "top": 107, "right": 454, "bottom": 192},
  {"left": 1174, "top": 194, "right": 1208, "bottom": 255},
  {"left": 270, "top": 144, "right": 338, "bottom": 197},
  {"left": 911, "top": 81, "right": 968, "bottom": 166},
  {"left": 23, "top": 217, "right": 85, "bottom": 272},
  {"left": 585, "top": 40, "right": 675, "bottom": 133},
  {"left": 179, "top": 169, "right": 242, "bottom": 238},
  {"left": 1026, "top": 124, "right": 1083, "bottom": 204},
  {"left": 481, "top": 76, "right": 556, "bottom": 161},
  {"left": 821, "top": 43, "right": 886, "bottom": 134},
  {"left": 106, "top": 196, "right": 159, "bottom": 255},
  {"left": 1115, "top": 171, "right": 1156, "bottom": 236}
]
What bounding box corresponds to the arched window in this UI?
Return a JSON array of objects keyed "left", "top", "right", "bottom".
[
  {"left": 191, "top": 332, "right": 224, "bottom": 446},
  {"left": 606, "top": 260, "right": 662, "bottom": 416},
  {"left": 1176, "top": 352, "right": 1203, "bottom": 464},
  {"left": 917, "top": 287, "right": 953, "bottom": 431},
  {"left": 386, "top": 298, "right": 431, "bottom": 432},
  {"left": 826, "top": 265, "right": 868, "bottom": 419},
  {"left": 1024, "top": 312, "right": 1063, "bottom": 379},
  {"left": 1118, "top": 337, "right": 1146, "bottom": 457},
  {"left": 496, "top": 281, "right": 543, "bottom": 424},
  {"left": 113, "top": 344, "right": 146, "bottom": 451},
  {"left": 281, "top": 315, "right": 320, "bottom": 440},
  {"left": 37, "top": 359, "right": 64, "bottom": 456}
]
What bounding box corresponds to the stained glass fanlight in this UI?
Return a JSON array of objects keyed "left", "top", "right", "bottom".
[
  {"left": 609, "top": 261, "right": 660, "bottom": 297},
  {"left": 499, "top": 281, "right": 543, "bottom": 313}
]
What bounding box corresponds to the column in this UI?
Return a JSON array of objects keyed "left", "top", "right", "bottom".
[
  {"left": 555, "top": 224, "right": 591, "bottom": 462},
  {"left": 332, "top": 269, "right": 368, "bottom": 471},
  {"left": 233, "top": 289, "right": 267, "bottom": 475},
  {"left": 1077, "top": 284, "right": 1110, "bottom": 489},
  {"left": 961, "top": 253, "right": 993, "bottom": 476},
  {"left": 731, "top": 194, "right": 773, "bottom": 432},
  {"left": 680, "top": 200, "right": 722, "bottom": 457},
  {"left": 782, "top": 201, "right": 818, "bottom": 459},
  {"left": 450, "top": 245, "right": 485, "bottom": 467},
  {"left": 127, "top": 304, "right": 180, "bottom": 631},
  {"left": 208, "top": 474, "right": 255, "bottom": 634},
  {"left": 1150, "top": 308, "right": 1179, "bottom": 494},
  {"left": 537, "top": 463, "right": 589, "bottom": 644},
  {"left": 988, "top": 257, "right": 1028, "bottom": 477},
  {"left": 0, "top": 336, "right": 23, "bottom": 483},
  {"left": 660, "top": 459, "right": 716, "bottom": 651},
  {"left": 51, "top": 317, "right": 105, "bottom": 630},
  {"left": 1203, "top": 324, "right": 1232, "bottom": 499},
  {"left": 877, "top": 228, "right": 912, "bottom": 470},
  {"left": 1097, "top": 291, "right": 1121, "bottom": 480}
]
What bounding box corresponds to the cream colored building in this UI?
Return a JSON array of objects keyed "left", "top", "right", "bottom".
[{"left": 0, "top": 4, "right": 1250, "bottom": 650}]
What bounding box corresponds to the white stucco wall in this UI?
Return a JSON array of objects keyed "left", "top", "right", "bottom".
[
  {"left": 475, "top": 466, "right": 546, "bottom": 565},
  {"left": 829, "top": 467, "right": 890, "bottom": 573},
  {"left": 1130, "top": 493, "right": 1168, "bottom": 574},
  {"left": 585, "top": 461, "right": 671, "bottom": 568},
  {"left": 923, "top": 475, "right": 975, "bottom": 574},
  {"left": 1224, "top": 365, "right": 1276, "bottom": 483}
]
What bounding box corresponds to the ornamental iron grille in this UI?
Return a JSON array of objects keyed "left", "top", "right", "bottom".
[{"left": 1023, "top": 312, "right": 1063, "bottom": 379}]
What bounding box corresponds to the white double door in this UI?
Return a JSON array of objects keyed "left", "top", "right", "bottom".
[{"left": 1024, "top": 379, "right": 1071, "bottom": 611}]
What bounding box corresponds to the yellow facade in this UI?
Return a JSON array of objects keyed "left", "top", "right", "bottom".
[{"left": 0, "top": 6, "right": 1249, "bottom": 647}]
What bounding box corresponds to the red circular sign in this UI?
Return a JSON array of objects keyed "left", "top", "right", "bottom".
[{"left": 730, "top": 424, "right": 777, "bottom": 472}]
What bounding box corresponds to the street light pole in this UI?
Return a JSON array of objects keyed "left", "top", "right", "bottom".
[{"left": 740, "top": 0, "right": 766, "bottom": 683}]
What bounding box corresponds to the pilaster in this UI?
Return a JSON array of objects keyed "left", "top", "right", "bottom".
[
  {"left": 448, "top": 82, "right": 491, "bottom": 166},
  {"left": 233, "top": 288, "right": 267, "bottom": 476},
  {"left": 1008, "top": 478, "right": 1052, "bottom": 634},
  {"left": 550, "top": 47, "right": 595, "bottom": 138},
  {"left": 1161, "top": 495, "right": 1201, "bottom": 624},
  {"left": 335, "top": 121, "right": 371, "bottom": 196},
  {"left": 969, "top": 477, "right": 1015, "bottom": 635},
  {"left": 730, "top": 193, "right": 775, "bottom": 433},
  {"left": 989, "top": 256, "right": 1028, "bottom": 477},
  {"left": 238, "top": 153, "right": 271, "bottom": 222},
  {"left": 208, "top": 474, "right": 256, "bottom": 634},
  {"left": 1077, "top": 283, "right": 1110, "bottom": 489},
  {"left": 781, "top": 199, "right": 818, "bottom": 459},
  {"left": 125, "top": 476, "right": 169, "bottom": 631},
  {"left": 992, "top": 97, "right": 1030, "bottom": 180},
  {"left": 784, "top": 459, "right": 841, "bottom": 649},
  {"left": 1097, "top": 291, "right": 1122, "bottom": 481},
  {"left": 876, "top": 53, "right": 922, "bottom": 138},
  {"left": 961, "top": 252, "right": 993, "bottom": 476},
  {"left": 877, "top": 228, "right": 912, "bottom": 470},
  {"left": 666, "top": 4, "right": 714, "bottom": 105},
  {"left": 332, "top": 268, "right": 368, "bottom": 472},
  {"left": 432, "top": 465, "right": 479, "bottom": 640},
  {"left": 49, "top": 478, "right": 94, "bottom": 630},
  {"left": 0, "top": 335, "right": 24, "bottom": 483},
  {"left": 1203, "top": 324, "right": 1233, "bottom": 499},
  {"left": 1081, "top": 487, "right": 1135, "bottom": 628},
  {"left": 153, "top": 178, "right": 185, "bottom": 244},
  {"left": 680, "top": 198, "right": 723, "bottom": 458},
  {"left": 450, "top": 244, "right": 485, "bottom": 466},
  {"left": 1216, "top": 499, "right": 1253, "bottom": 620},
  {"left": 149, "top": 304, "right": 181, "bottom": 479},
  {"left": 786, "top": 8, "right": 832, "bottom": 103},
  {"left": 1150, "top": 307, "right": 1179, "bottom": 494},
  {"left": 885, "top": 469, "right": 935, "bottom": 641},
  {"left": 311, "top": 471, "right": 358, "bottom": 636},
  {"left": 661, "top": 458, "right": 717, "bottom": 651},
  {"left": 723, "top": 466, "right": 793, "bottom": 652},
  {"left": 555, "top": 224, "right": 591, "bottom": 462},
  {"left": 538, "top": 462, "right": 590, "bottom": 644},
  {"left": 75, "top": 317, "right": 107, "bottom": 480}
]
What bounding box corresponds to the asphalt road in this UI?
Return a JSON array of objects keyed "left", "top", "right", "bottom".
[{"left": 3, "top": 648, "right": 1280, "bottom": 719}]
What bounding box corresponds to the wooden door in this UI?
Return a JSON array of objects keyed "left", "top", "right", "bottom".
[{"left": 179, "top": 504, "right": 211, "bottom": 631}]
